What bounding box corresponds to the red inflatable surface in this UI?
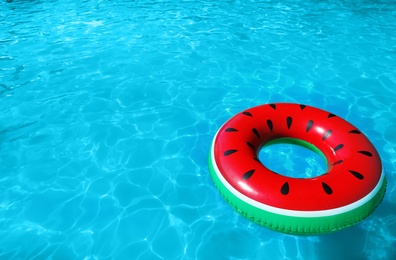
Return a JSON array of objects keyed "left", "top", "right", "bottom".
[{"left": 213, "top": 103, "right": 382, "bottom": 211}]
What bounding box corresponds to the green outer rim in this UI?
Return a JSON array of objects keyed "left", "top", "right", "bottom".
[{"left": 208, "top": 148, "right": 387, "bottom": 235}]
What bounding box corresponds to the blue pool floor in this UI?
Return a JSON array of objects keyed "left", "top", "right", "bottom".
[{"left": 0, "top": 0, "right": 396, "bottom": 259}]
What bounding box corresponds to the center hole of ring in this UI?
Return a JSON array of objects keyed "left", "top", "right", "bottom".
[{"left": 259, "top": 138, "right": 328, "bottom": 179}]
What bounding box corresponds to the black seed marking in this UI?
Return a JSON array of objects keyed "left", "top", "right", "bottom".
[
  {"left": 224, "top": 150, "right": 238, "bottom": 156},
  {"left": 253, "top": 157, "right": 260, "bottom": 162},
  {"left": 322, "top": 182, "right": 333, "bottom": 194},
  {"left": 243, "top": 111, "right": 252, "bottom": 117},
  {"left": 252, "top": 128, "right": 260, "bottom": 139},
  {"left": 267, "top": 119, "right": 273, "bottom": 132},
  {"left": 243, "top": 169, "right": 255, "bottom": 180},
  {"left": 349, "top": 170, "right": 364, "bottom": 180},
  {"left": 331, "top": 160, "right": 344, "bottom": 166},
  {"left": 322, "top": 130, "right": 332, "bottom": 141},
  {"left": 358, "top": 151, "right": 373, "bottom": 157},
  {"left": 328, "top": 113, "right": 336, "bottom": 118},
  {"left": 286, "top": 116, "right": 292, "bottom": 129},
  {"left": 349, "top": 130, "right": 361, "bottom": 134},
  {"left": 269, "top": 104, "right": 276, "bottom": 110},
  {"left": 246, "top": 142, "right": 256, "bottom": 150},
  {"left": 334, "top": 144, "right": 344, "bottom": 152},
  {"left": 281, "top": 182, "right": 289, "bottom": 195},
  {"left": 225, "top": 128, "right": 238, "bottom": 132},
  {"left": 306, "top": 120, "right": 314, "bottom": 132},
  {"left": 300, "top": 105, "right": 306, "bottom": 110}
]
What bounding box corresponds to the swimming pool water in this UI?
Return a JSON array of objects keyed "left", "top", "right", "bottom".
[{"left": 1, "top": 0, "right": 396, "bottom": 259}]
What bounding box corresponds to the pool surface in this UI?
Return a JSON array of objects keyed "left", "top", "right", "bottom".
[{"left": 1, "top": 0, "right": 396, "bottom": 259}]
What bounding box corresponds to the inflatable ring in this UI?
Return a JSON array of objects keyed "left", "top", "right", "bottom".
[{"left": 208, "top": 103, "right": 386, "bottom": 235}]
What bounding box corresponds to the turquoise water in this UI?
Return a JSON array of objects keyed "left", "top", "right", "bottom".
[
  {"left": 260, "top": 142, "right": 328, "bottom": 178},
  {"left": 1, "top": 0, "right": 395, "bottom": 259}
]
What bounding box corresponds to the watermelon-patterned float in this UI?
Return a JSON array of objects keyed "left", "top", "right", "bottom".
[{"left": 208, "top": 103, "right": 386, "bottom": 235}]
